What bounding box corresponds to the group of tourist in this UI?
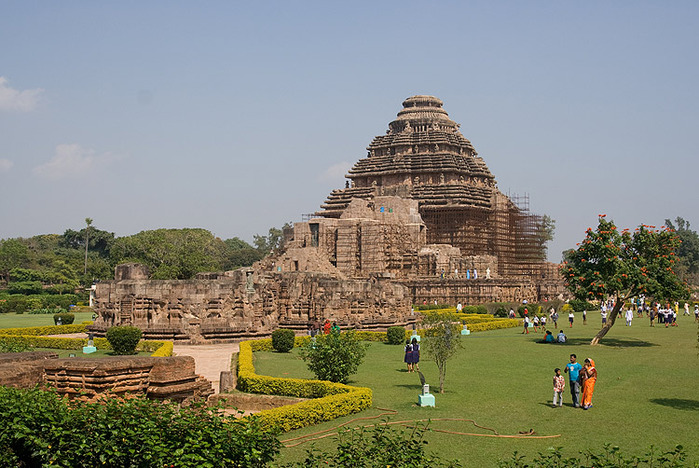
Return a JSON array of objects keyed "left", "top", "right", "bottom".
[
  {"left": 308, "top": 319, "right": 340, "bottom": 337},
  {"left": 403, "top": 337, "right": 420, "bottom": 372},
  {"left": 556, "top": 354, "right": 597, "bottom": 410}
]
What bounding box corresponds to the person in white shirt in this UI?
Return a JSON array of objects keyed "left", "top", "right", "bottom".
[{"left": 625, "top": 307, "right": 633, "bottom": 326}]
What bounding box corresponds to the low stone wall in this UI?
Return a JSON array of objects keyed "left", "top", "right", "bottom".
[
  {"left": 0, "top": 352, "right": 213, "bottom": 403},
  {"left": 0, "top": 351, "right": 58, "bottom": 388}
]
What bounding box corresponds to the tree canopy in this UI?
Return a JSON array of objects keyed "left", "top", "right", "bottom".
[
  {"left": 563, "top": 215, "right": 690, "bottom": 345},
  {"left": 664, "top": 216, "right": 699, "bottom": 285}
]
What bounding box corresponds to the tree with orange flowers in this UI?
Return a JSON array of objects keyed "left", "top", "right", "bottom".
[{"left": 563, "top": 215, "right": 690, "bottom": 345}]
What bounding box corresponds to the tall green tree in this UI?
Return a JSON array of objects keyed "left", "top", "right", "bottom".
[
  {"left": 0, "top": 239, "right": 30, "bottom": 283},
  {"left": 664, "top": 217, "right": 699, "bottom": 285},
  {"left": 110, "top": 228, "right": 227, "bottom": 279},
  {"left": 223, "top": 237, "right": 263, "bottom": 270},
  {"left": 421, "top": 310, "right": 463, "bottom": 393},
  {"left": 253, "top": 223, "right": 292, "bottom": 254},
  {"left": 563, "top": 216, "right": 690, "bottom": 345},
  {"left": 83, "top": 217, "right": 92, "bottom": 275}
]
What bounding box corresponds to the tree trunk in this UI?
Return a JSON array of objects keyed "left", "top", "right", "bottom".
[
  {"left": 438, "top": 362, "right": 446, "bottom": 393},
  {"left": 590, "top": 300, "right": 624, "bottom": 345}
]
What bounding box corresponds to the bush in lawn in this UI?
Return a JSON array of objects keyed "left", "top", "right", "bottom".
[
  {"left": 281, "top": 421, "right": 460, "bottom": 467},
  {"left": 30, "top": 307, "right": 68, "bottom": 315},
  {"left": 52, "top": 312, "right": 74, "bottom": 325},
  {"left": 300, "top": 330, "right": 367, "bottom": 383},
  {"left": 568, "top": 299, "right": 596, "bottom": 312},
  {"left": 462, "top": 305, "right": 488, "bottom": 314},
  {"left": 493, "top": 306, "right": 508, "bottom": 317},
  {"left": 0, "top": 295, "right": 29, "bottom": 314},
  {"left": 386, "top": 326, "right": 406, "bottom": 345},
  {"left": 0, "top": 386, "right": 281, "bottom": 468},
  {"left": 106, "top": 326, "right": 142, "bottom": 355},
  {"left": 271, "top": 329, "right": 296, "bottom": 352}
]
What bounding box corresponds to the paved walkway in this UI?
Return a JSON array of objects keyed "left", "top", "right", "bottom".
[{"left": 173, "top": 342, "right": 239, "bottom": 394}]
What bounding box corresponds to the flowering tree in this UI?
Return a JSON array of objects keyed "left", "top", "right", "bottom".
[{"left": 563, "top": 215, "right": 690, "bottom": 345}]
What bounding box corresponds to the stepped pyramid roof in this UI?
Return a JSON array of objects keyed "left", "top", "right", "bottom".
[{"left": 318, "top": 95, "right": 500, "bottom": 217}]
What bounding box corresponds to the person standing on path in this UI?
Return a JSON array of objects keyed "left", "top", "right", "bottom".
[{"left": 564, "top": 354, "right": 583, "bottom": 408}]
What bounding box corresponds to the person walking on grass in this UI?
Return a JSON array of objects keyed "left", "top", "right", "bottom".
[
  {"left": 523, "top": 314, "right": 530, "bottom": 334},
  {"left": 582, "top": 309, "right": 587, "bottom": 325},
  {"left": 552, "top": 368, "right": 565, "bottom": 408},
  {"left": 625, "top": 307, "right": 634, "bottom": 326},
  {"left": 404, "top": 339, "right": 414, "bottom": 372},
  {"left": 533, "top": 315, "right": 540, "bottom": 332},
  {"left": 410, "top": 337, "right": 420, "bottom": 372},
  {"left": 564, "top": 354, "right": 582, "bottom": 408},
  {"left": 568, "top": 310, "right": 574, "bottom": 328},
  {"left": 695, "top": 304, "right": 699, "bottom": 322}
]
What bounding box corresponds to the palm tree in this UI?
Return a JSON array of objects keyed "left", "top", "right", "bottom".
[{"left": 84, "top": 218, "right": 93, "bottom": 275}]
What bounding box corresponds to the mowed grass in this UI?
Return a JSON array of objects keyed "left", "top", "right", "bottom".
[
  {"left": 254, "top": 313, "right": 699, "bottom": 465},
  {"left": 0, "top": 312, "right": 94, "bottom": 329}
]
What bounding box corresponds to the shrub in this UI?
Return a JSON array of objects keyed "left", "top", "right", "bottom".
[
  {"left": 281, "top": 421, "right": 461, "bottom": 467},
  {"left": 271, "top": 329, "right": 296, "bottom": 353},
  {"left": 52, "top": 312, "right": 74, "bottom": 325},
  {"left": 462, "top": 305, "right": 488, "bottom": 314},
  {"left": 568, "top": 299, "right": 596, "bottom": 312},
  {"left": 0, "top": 295, "right": 28, "bottom": 314},
  {"left": 0, "top": 386, "right": 280, "bottom": 468},
  {"left": 105, "top": 326, "right": 142, "bottom": 355},
  {"left": 494, "top": 306, "right": 508, "bottom": 317},
  {"left": 386, "top": 326, "right": 406, "bottom": 345},
  {"left": 29, "top": 308, "right": 68, "bottom": 315},
  {"left": 300, "top": 330, "right": 367, "bottom": 383},
  {"left": 414, "top": 303, "right": 451, "bottom": 310}
]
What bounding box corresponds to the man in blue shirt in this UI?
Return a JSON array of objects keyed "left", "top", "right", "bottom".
[{"left": 564, "top": 354, "right": 582, "bottom": 408}]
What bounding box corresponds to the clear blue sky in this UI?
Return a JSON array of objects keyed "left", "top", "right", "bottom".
[{"left": 2, "top": 1, "right": 697, "bottom": 261}]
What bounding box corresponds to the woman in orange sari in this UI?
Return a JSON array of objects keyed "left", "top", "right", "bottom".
[{"left": 581, "top": 358, "right": 597, "bottom": 409}]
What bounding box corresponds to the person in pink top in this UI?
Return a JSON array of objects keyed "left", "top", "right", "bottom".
[{"left": 552, "top": 368, "right": 565, "bottom": 407}]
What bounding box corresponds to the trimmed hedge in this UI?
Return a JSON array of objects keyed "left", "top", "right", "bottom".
[
  {"left": 0, "top": 323, "right": 89, "bottom": 335},
  {"left": 237, "top": 339, "right": 372, "bottom": 432},
  {"left": 0, "top": 334, "right": 173, "bottom": 357},
  {"left": 53, "top": 312, "right": 75, "bottom": 325}
]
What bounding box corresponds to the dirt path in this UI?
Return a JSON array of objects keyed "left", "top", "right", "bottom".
[{"left": 173, "top": 343, "right": 239, "bottom": 394}]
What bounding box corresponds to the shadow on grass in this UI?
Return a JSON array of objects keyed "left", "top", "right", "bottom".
[
  {"left": 531, "top": 337, "right": 657, "bottom": 348},
  {"left": 650, "top": 398, "right": 699, "bottom": 411}
]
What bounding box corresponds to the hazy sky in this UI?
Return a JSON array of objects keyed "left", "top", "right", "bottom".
[{"left": 2, "top": 1, "right": 697, "bottom": 262}]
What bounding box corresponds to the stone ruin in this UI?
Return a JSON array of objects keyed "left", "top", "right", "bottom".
[
  {"left": 92, "top": 95, "right": 564, "bottom": 342},
  {"left": 0, "top": 351, "right": 213, "bottom": 403}
]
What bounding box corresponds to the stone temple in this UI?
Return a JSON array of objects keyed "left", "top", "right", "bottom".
[{"left": 92, "top": 96, "right": 563, "bottom": 342}]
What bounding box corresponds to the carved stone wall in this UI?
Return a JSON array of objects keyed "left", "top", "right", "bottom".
[{"left": 93, "top": 266, "right": 415, "bottom": 342}]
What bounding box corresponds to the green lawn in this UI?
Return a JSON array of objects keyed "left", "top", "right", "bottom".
[
  {"left": 254, "top": 313, "right": 699, "bottom": 465},
  {"left": 0, "top": 312, "right": 94, "bottom": 329}
]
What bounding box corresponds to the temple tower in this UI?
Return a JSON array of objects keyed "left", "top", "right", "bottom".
[{"left": 317, "top": 95, "right": 546, "bottom": 278}]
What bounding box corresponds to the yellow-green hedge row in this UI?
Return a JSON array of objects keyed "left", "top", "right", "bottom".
[
  {"left": 465, "top": 318, "right": 521, "bottom": 332},
  {"left": 0, "top": 334, "right": 174, "bottom": 357},
  {"left": 0, "top": 324, "right": 89, "bottom": 336},
  {"left": 237, "top": 339, "right": 372, "bottom": 432}
]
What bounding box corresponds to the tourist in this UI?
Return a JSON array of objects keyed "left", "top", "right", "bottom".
[
  {"left": 557, "top": 330, "right": 566, "bottom": 343},
  {"left": 540, "top": 314, "right": 547, "bottom": 330},
  {"left": 509, "top": 308, "right": 515, "bottom": 319},
  {"left": 663, "top": 307, "right": 671, "bottom": 328},
  {"left": 331, "top": 322, "right": 340, "bottom": 333},
  {"left": 625, "top": 307, "right": 634, "bottom": 326},
  {"left": 473, "top": 268, "right": 478, "bottom": 279},
  {"left": 568, "top": 310, "right": 574, "bottom": 328},
  {"left": 601, "top": 309, "right": 607, "bottom": 327},
  {"left": 543, "top": 330, "right": 554, "bottom": 343},
  {"left": 582, "top": 310, "right": 587, "bottom": 325},
  {"left": 456, "top": 302, "right": 463, "bottom": 313},
  {"left": 523, "top": 314, "right": 530, "bottom": 334},
  {"left": 649, "top": 308, "right": 655, "bottom": 327},
  {"left": 671, "top": 309, "right": 678, "bottom": 327},
  {"left": 533, "top": 315, "right": 540, "bottom": 332},
  {"left": 564, "top": 354, "right": 582, "bottom": 408},
  {"left": 404, "top": 339, "right": 414, "bottom": 372},
  {"left": 580, "top": 358, "right": 597, "bottom": 410},
  {"left": 684, "top": 302, "right": 690, "bottom": 316},
  {"left": 410, "top": 337, "right": 420, "bottom": 372},
  {"left": 323, "top": 319, "right": 331, "bottom": 334},
  {"left": 552, "top": 311, "right": 559, "bottom": 328},
  {"left": 552, "top": 368, "right": 565, "bottom": 408},
  {"left": 694, "top": 304, "right": 699, "bottom": 322}
]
